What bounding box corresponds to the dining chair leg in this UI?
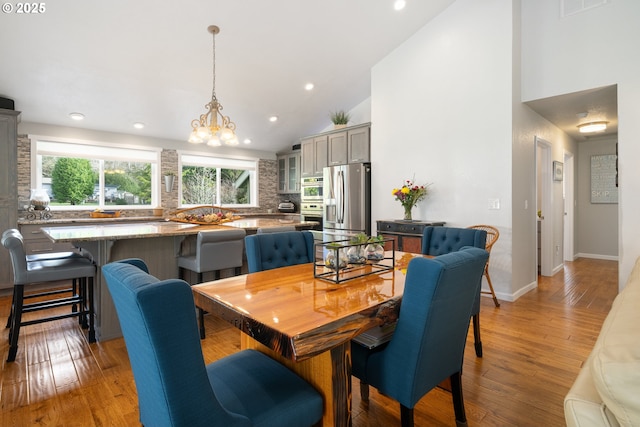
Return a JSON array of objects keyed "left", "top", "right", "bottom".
[
  {"left": 472, "top": 314, "right": 482, "bottom": 357},
  {"left": 72, "top": 278, "right": 78, "bottom": 313},
  {"left": 198, "top": 307, "right": 206, "bottom": 339},
  {"left": 400, "top": 404, "right": 414, "bottom": 427},
  {"left": 88, "top": 276, "right": 96, "bottom": 343},
  {"left": 450, "top": 371, "right": 468, "bottom": 427},
  {"left": 359, "top": 380, "right": 370, "bottom": 402},
  {"left": 6, "top": 297, "right": 14, "bottom": 329},
  {"left": 7, "top": 285, "right": 25, "bottom": 362},
  {"left": 80, "top": 277, "right": 89, "bottom": 329},
  {"left": 7, "top": 288, "right": 18, "bottom": 338},
  {"left": 484, "top": 269, "right": 500, "bottom": 307}
]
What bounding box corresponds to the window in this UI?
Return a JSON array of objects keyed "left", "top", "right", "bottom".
[
  {"left": 179, "top": 153, "right": 257, "bottom": 207},
  {"left": 32, "top": 136, "right": 160, "bottom": 209}
]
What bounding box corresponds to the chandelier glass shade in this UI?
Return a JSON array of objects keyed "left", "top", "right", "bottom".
[{"left": 189, "top": 25, "right": 238, "bottom": 146}]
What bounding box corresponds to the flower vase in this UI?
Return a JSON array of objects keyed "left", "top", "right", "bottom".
[{"left": 403, "top": 205, "right": 413, "bottom": 221}]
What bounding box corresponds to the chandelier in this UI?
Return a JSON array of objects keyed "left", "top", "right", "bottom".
[{"left": 188, "top": 25, "right": 238, "bottom": 146}]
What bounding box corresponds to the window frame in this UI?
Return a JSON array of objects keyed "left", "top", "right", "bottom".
[
  {"left": 178, "top": 150, "right": 259, "bottom": 208},
  {"left": 30, "top": 135, "right": 161, "bottom": 210}
]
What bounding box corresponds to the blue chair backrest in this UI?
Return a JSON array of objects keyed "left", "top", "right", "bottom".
[
  {"left": 102, "top": 258, "right": 246, "bottom": 427},
  {"left": 421, "top": 226, "right": 487, "bottom": 256},
  {"left": 244, "top": 231, "right": 315, "bottom": 273},
  {"left": 366, "top": 247, "right": 488, "bottom": 407}
]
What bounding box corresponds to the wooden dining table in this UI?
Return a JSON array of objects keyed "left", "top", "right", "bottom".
[{"left": 192, "top": 251, "right": 418, "bottom": 427}]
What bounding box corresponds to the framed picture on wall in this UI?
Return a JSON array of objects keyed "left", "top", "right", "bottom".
[
  {"left": 553, "top": 161, "right": 563, "bottom": 182},
  {"left": 591, "top": 154, "right": 618, "bottom": 204}
]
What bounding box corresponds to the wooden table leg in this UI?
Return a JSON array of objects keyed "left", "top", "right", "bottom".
[{"left": 241, "top": 334, "right": 352, "bottom": 427}]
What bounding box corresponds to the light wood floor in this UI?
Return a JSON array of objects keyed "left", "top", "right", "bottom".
[{"left": 0, "top": 258, "right": 618, "bottom": 426}]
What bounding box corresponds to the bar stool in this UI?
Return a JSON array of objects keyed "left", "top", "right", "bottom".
[
  {"left": 3, "top": 229, "right": 91, "bottom": 323},
  {"left": 2, "top": 229, "right": 96, "bottom": 362},
  {"left": 178, "top": 229, "right": 246, "bottom": 338}
]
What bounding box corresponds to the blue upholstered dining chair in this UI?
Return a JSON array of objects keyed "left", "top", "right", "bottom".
[
  {"left": 421, "top": 226, "right": 487, "bottom": 357},
  {"left": 244, "top": 230, "right": 315, "bottom": 273},
  {"left": 352, "top": 247, "right": 489, "bottom": 427},
  {"left": 102, "top": 258, "right": 323, "bottom": 427}
]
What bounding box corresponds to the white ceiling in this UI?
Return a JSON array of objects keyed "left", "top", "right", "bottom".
[
  {"left": 525, "top": 85, "right": 618, "bottom": 142},
  {"left": 0, "top": 0, "right": 456, "bottom": 153}
]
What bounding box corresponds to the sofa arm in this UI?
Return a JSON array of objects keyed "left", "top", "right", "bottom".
[{"left": 565, "top": 354, "right": 620, "bottom": 427}]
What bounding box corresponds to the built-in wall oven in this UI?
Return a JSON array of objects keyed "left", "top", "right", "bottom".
[{"left": 300, "top": 176, "right": 323, "bottom": 232}]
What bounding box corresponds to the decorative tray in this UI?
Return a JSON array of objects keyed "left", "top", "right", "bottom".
[
  {"left": 313, "top": 238, "right": 396, "bottom": 284},
  {"left": 168, "top": 205, "right": 242, "bottom": 225},
  {"left": 90, "top": 210, "right": 121, "bottom": 218}
]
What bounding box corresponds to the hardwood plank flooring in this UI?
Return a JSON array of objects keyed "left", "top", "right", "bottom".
[{"left": 0, "top": 258, "right": 618, "bottom": 426}]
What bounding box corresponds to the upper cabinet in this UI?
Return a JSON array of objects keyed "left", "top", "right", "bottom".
[
  {"left": 301, "top": 135, "right": 328, "bottom": 177},
  {"left": 277, "top": 151, "right": 301, "bottom": 193},
  {"left": 346, "top": 125, "right": 370, "bottom": 164},
  {"left": 301, "top": 123, "right": 370, "bottom": 176},
  {"left": 328, "top": 132, "right": 347, "bottom": 166}
]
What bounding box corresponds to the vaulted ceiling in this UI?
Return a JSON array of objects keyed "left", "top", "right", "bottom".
[{"left": 0, "top": 0, "right": 456, "bottom": 153}]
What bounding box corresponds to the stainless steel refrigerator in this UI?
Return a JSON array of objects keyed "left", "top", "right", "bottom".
[{"left": 323, "top": 163, "right": 371, "bottom": 240}]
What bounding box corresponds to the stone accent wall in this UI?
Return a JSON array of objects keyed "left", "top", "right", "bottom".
[
  {"left": 17, "top": 135, "right": 31, "bottom": 210},
  {"left": 161, "top": 149, "right": 179, "bottom": 212}
]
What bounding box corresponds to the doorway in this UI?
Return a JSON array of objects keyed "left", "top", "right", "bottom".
[
  {"left": 536, "top": 137, "right": 553, "bottom": 277},
  {"left": 563, "top": 151, "right": 575, "bottom": 261}
]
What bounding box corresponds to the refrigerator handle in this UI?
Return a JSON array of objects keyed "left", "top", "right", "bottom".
[{"left": 337, "top": 170, "right": 345, "bottom": 223}]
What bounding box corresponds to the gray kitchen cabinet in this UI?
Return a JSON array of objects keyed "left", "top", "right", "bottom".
[
  {"left": 347, "top": 125, "right": 370, "bottom": 163},
  {"left": 302, "top": 123, "right": 370, "bottom": 171},
  {"left": 328, "top": 131, "right": 347, "bottom": 166},
  {"left": 0, "top": 109, "right": 20, "bottom": 289},
  {"left": 277, "top": 151, "right": 301, "bottom": 193},
  {"left": 301, "top": 135, "right": 328, "bottom": 176}
]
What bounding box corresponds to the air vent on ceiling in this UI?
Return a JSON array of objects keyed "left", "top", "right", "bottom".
[{"left": 561, "top": 0, "right": 610, "bottom": 18}]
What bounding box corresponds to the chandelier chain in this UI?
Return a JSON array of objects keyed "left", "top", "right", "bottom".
[{"left": 211, "top": 29, "right": 216, "bottom": 101}]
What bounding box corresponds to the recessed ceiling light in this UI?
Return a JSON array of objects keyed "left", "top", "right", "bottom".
[
  {"left": 269, "top": 116, "right": 278, "bottom": 122},
  {"left": 133, "top": 122, "right": 145, "bottom": 129},
  {"left": 243, "top": 138, "right": 252, "bottom": 144},
  {"left": 69, "top": 112, "right": 85, "bottom": 121},
  {"left": 394, "top": 0, "right": 406, "bottom": 11},
  {"left": 304, "top": 83, "right": 314, "bottom": 91}
]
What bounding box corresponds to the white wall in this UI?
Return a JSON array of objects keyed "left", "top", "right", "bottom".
[
  {"left": 521, "top": 0, "right": 640, "bottom": 288},
  {"left": 371, "top": 0, "right": 516, "bottom": 299},
  {"left": 577, "top": 137, "right": 618, "bottom": 259}
]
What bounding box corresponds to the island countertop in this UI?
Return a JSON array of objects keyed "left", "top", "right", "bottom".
[
  {"left": 36, "top": 217, "right": 318, "bottom": 342},
  {"left": 41, "top": 218, "right": 318, "bottom": 243}
]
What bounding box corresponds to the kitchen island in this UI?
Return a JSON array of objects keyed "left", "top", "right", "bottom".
[{"left": 40, "top": 218, "right": 318, "bottom": 340}]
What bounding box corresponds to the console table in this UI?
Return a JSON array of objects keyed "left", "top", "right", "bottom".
[{"left": 376, "top": 220, "right": 446, "bottom": 253}]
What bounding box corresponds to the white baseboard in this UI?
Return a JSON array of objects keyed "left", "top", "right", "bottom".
[
  {"left": 576, "top": 253, "right": 619, "bottom": 261},
  {"left": 512, "top": 280, "right": 538, "bottom": 300}
]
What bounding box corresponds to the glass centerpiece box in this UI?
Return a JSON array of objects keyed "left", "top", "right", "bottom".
[{"left": 313, "top": 237, "right": 396, "bottom": 284}]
